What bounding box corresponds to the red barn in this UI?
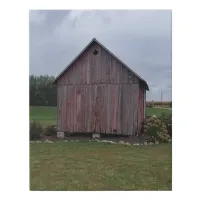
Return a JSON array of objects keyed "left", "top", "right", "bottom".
[{"left": 53, "top": 38, "right": 149, "bottom": 136}]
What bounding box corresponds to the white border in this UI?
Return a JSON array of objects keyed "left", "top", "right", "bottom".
[{"left": 1, "top": 0, "right": 200, "bottom": 199}]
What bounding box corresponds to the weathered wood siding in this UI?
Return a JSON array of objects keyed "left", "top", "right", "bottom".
[
  {"left": 57, "top": 42, "right": 139, "bottom": 86},
  {"left": 138, "top": 85, "right": 145, "bottom": 131},
  {"left": 57, "top": 84, "right": 138, "bottom": 135},
  {"left": 57, "top": 41, "right": 141, "bottom": 135}
]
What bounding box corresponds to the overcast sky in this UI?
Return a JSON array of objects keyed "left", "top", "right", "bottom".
[{"left": 29, "top": 10, "right": 172, "bottom": 101}]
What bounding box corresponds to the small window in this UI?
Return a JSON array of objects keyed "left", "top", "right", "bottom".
[{"left": 93, "top": 49, "right": 99, "bottom": 55}]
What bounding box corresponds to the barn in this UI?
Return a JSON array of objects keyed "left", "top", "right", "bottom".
[{"left": 53, "top": 38, "right": 149, "bottom": 136}]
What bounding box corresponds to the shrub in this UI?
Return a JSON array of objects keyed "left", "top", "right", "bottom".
[
  {"left": 149, "top": 103, "right": 153, "bottom": 108},
  {"left": 159, "top": 113, "right": 172, "bottom": 137},
  {"left": 146, "top": 103, "right": 153, "bottom": 108},
  {"left": 30, "top": 121, "right": 43, "bottom": 141},
  {"left": 44, "top": 125, "right": 57, "bottom": 136},
  {"left": 142, "top": 116, "right": 170, "bottom": 143},
  {"left": 169, "top": 101, "right": 172, "bottom": 108}
]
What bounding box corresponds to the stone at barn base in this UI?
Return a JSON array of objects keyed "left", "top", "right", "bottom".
[
  {"left": 92, "top": 133, "right": 101, "bottom": 139},
  {"left": 57, "top": 132, "right": 65, "bottom": 139},
  {"left": 101, "top": 140, "right": 109, "bottom": 143},
  {"left": 108, "top": 141, "right": 116, "bottom": 144},
  {"left": 103, "top": 140, "right": 116, "bottom": 144},
  {"left": 44, "top": 139, "right": 53, "bottom": 143},
  {"left": 149, "top": 142, "right": 153, "bottom": 145}
]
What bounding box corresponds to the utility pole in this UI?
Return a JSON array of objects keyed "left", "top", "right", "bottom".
[{"left": 161, "top": 89, "right": 163, "bottom": 107}]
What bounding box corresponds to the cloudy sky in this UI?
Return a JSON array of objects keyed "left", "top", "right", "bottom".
[{"left": 29, "top": 10, "right": 172, "bottom": 101}]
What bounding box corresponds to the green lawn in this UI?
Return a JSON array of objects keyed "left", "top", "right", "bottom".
[
  {"left": 30, "top": 142, "right": 172, "bottom": 191},
  {"left": 146, "top": 107, "right": 172, "bottom": 117},
  {"left": 30, "top": 106, "right": 171, "bottom": 126},
  {"left": 30, "top": 106, "right": 57, "bottom": 126}
]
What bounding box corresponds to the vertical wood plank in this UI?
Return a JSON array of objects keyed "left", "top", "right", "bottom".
[
  {"left": 124, "top": 84, "right": 127, "bottom": 135},
  {"left": 105, "top": 84, "right": 107, "bottom": 133},
  {"left": 80, "top": 84, "right": 83, "bottom": 132},
  {"left": 130, "top": 84, "right": 133, "bottom": 135},
  {"left": 128, "top": 85, "right": 131, "bottom": 135},
  {"left": 117, "top": 84, "right": 121, "bottom": 134},
  {"left": 61, "top": 86, "right": 64, "bottom": 131},
  {"left": 63, "top": 86, "right": 66, "bottom": 131},
  {"left": 87, "top": 84, "right": 91, "bottom": 132},
  {"left": 110, "top": 84, "right": 114, "bottom": 134},
  {"left": 68, "top": 85, "right": 71, "bottom": 132},
  {"left": 93, "top": 84, "right": 98, "bottom": 132},
  {"left": 84, "top": 85, "right": 87, "bottom": 132},
  {"left": 74, "top": 85, "right": 76, "bottom": 132},
  {"left": 108, "top": 84, "right": 111, "bottom": 133},
  {"left": 121, "top": 84, "right": 125, "bottom": 135}
]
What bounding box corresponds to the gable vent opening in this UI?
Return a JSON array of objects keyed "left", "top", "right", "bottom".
[{"left": 93, "top": 49, "right": 99, "bottom": 55}]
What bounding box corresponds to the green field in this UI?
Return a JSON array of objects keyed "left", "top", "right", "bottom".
[
  {"left": 146, "top": 107, "right": 172, "bottom": 117},
  {"left": 30, "top": 142, "right": 172, "bottom": 190},
  {"left": 30, "top": 106, "right": 57, "bottom": 126},
  {"left": 30, "top": 106, "right": 171, "bottom": 126}
]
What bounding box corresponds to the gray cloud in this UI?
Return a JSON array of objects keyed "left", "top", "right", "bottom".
[{"left": 29, "top": 10, "right": 172, "bottom": 101}]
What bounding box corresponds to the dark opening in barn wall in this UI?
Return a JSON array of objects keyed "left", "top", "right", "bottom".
[{"left": 93, "top": 49, "right": 99, "bottom": 55}]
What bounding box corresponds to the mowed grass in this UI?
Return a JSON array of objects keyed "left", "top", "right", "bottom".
[
  {"left": 30, "top": 106, "right": 172, "bottom": 126},
  {"left": 30, "top": 106, "right": 57, "bottom": 126},
  {"left": 146, "top": 107, "right": 172, "bottom": 117},
  {"left": 30, "top": 142, "right": 172, "bottom": 191}
]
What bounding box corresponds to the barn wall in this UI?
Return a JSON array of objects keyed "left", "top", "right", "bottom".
[
  {"left": 138, "top": 84, "right": 145, "bottom": 132},
  {"left": 57, "top": 41, "right": 140, "bottom": 135},
  {"left": 57, "top": 83, "right": 138, "bottom": 135},
  {"left": 57, "top": 42, "right": 139, "bottom": 86}
]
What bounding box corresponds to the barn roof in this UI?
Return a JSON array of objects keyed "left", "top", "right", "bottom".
[{"left": 53, "top": 38, "right": 149, "bottom": 90}]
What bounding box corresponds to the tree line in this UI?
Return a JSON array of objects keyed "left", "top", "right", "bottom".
[{"left": 30, "top": 75, "right": 57, "bottom": 106}]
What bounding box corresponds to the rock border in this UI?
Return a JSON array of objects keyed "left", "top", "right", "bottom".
[{"left": 30, "top": 139, "right": 171, "bottom": 146}]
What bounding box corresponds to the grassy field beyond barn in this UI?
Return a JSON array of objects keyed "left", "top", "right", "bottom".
[
  {"left": 146, "top": 107, "right": 171, "bottom": 117},
  {"left": 30, "top": 106, "right": 57, "bottom": 126},
  {"left": 30, "top": 142, "right": 172, "bottom": 190},
  {"left": 30, "top": 106, "right": 172, "bottom": 126}
]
